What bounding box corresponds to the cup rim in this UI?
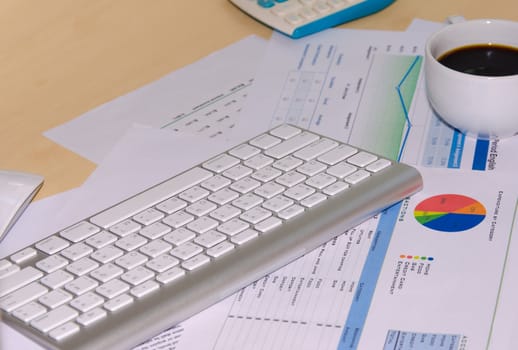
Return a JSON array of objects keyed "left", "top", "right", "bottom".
[{"left": 425, "top": 18, "right": 518, "bottom": 79}]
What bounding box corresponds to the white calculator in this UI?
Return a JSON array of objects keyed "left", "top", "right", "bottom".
[{"left": 229, "top": 0, "right": 395, "bottom": 38}]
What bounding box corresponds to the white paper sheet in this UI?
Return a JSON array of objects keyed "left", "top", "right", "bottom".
[{"left": 44, "top": 35, "right": 267, "bottom": 163}]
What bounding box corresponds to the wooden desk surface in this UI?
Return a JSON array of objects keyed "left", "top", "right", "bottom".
[{"left": 1, "top": 0, "right": 517, "bottom": 199}]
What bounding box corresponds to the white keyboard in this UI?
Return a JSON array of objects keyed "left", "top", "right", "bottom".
[
  {"left": 0, "top": 124, "right": 422, "bottom": 350},
  {"left": 229, "top": 0, "right": 395, "bottom": 38}
]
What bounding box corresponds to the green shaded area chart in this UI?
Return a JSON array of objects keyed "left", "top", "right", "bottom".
[{"left": 351, "top": 54, "right": 422, "bottom": 160}]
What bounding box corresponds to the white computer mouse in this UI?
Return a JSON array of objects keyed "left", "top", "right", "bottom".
[{"left": 0, "top": 170, "right": 44, "bottom": 242}]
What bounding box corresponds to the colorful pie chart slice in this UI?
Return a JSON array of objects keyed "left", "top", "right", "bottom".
[{"left": 414, "top": 194, "right": 486, "bottom": 232}]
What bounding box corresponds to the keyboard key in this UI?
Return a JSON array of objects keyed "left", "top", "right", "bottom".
[
  {"left": 170, "top": 242, "right": 203, "bottom": 261},
  {"left": 96, "top": 279, "right": 129, "bottom": 299},
  {"left": 40, "top": 270, "right": 74, "bottom": 289},
  {"left": 0, "top": 267, "right": 43, "bottom": 297},
  {"left": 318, "top": 144, "right": 357, "bottom": 165},
  {"left": 139, "top": 222, "right": 171, "bottom": 240},
  {"left": 223, "top": 164, "right": 253, "bottom": 180},
  {"left": 10, "top": 247, "right": 37, "bottom": 264},
  {"left": 255, "top": 217, "right": 282, "bottom": 233},
  {"left": 210, "top": 204, "right": 241, "bottom": 222},
  {"left": 130, "top": 280, "right": 159, "bottom": 298},
  {"left": 344, "top": 169, "right": 371, "bottom": 184},
  {"left": 327, "top": 162, "right": 357, "bottom": 178},
  {"left": 115, "top": 252, "right": 148, "bottom": 270},
  {"left": 294, "top": 138, "right": 338, "bottom": 160},
  {"left": 91, "top": 245, "right": 124, "bottom": 264},
  {"left": 36, "top": 255, "right": 69, "bottom": 274},
  {"left": 187, "top": 216, "right": 219, "bottom": 234},
  {"left": 0, "top": 282, "right": 47, "bottom": 312},
  {"left": 249, "top": 133, "right": 281, "bottom": 149},
  {"left": 133, "top": 208, "right": 165, "bottom": 225},
  {"left": 284, "top": 183, "right": 315, "bottom": 201},
  {"left": 179, "top": 185, "right": 210, "bottom": 203},
  {"left": 241, "top": 207, "right": 272, "bottom": 224},
  {"left": 230, "top": 229, "right": 259, "bottom": 245},
  {"left": 115, "top": 233, "right": 148, "bottom": 251},
  {"left": 39, "top": 288, "right": 73, "bottom": 309},
  {"left": 254, "top": 182, "right": 285, "bottom": 198},
  {"left": 243, "top": 154, "right": 274, "bottom": 170},
  {"left": 163, "top": 211, "right": 194, "bottom": 228},
  {"left": 109, "top": 219, "right": 142, "bottom": 237},
  {"left": 203, "top": 154, "right": 240, "bottom": 173},
  {"left": 49, "top": 321, "right": 80, "bottom": 341},
  {"left": 66, "top": 257, "right": 99, "bottom": 276},
  {"left": 182, "top": 254, "right": 210, "bottom": 271},
  {"left": 36, "top": 236, "right": 70, "bottom": 255},
  {"left": 229, "top": 143, "right": 260, "bottom": 160},
  {"left": 163, "top": 227, "right": 196, "bottom": 246},
  {"left": 200, "top": 175, "right": 231, "bottom": 191},
  {"left": 61, "top": 243, "right": 94, "bottom": 261},
  {"left": 156, "top": 267, "right": 185, "bottom": 285},
  {"left": 278, "top": 204, "right": 305, "bottom": 220},
  {"left": 264, "top": 131, "right": 319, "bottom": 159},
  {"left": 208, "top": 188, "right": 240, "bottom": 205},
  {"left": 0, "top": 263, "right": 20, "bottom": 280},
  {"left": 206, "top": 241, "right": 235, "bottom": 257},
  {"left": 70, "top": 292, "right": 104, "bottom": 312},
  {"left": 186, "top": 199, "right": 217, "bottom": 216},
  {"left": 85, "top": 231, "right": 118, "bottom": 249},
  {"left": 60, "top": 221, "right": 100, "bottom": 243},
  {"left": 146, "top": 254, "right": 179, "bottom": 273},
  {"left": 270, "top": 124, "right": 301, "bottom": 139},
  {"left": 296, "top": 159, "right": 327, "bottom": 176},
  {"left": 232, "top": 193, "right": 263, "bottom": 210},
  {"left": 194, "top": 230, "right": 227, "bottom": 248},
  {"left": 76, "top": 307, "right": 107, "bottom": 327},
  {"left": 347, "top": 151, "right": 378, "bottom": 167},
  {"left": 120, "top": 266, "right": 154, "bottom": 286},
  {"left": 217, "top": 218, "right": 249, "bottom": 236},
  {"left": 306, "top": 173, "right": 336, "bottom": 189},
  {"left": 12, "top": 301, "right": 47, "bottom": 322},
  {"left": 263, "top": 195, "right": 293, "bottom": 212},
  {"left": 251, "top": 165, "right": 282, "bottom": 182},
  {"left": 140, "top": 240, "right": 172, "bottom": 258},
  {"left": 366, "top": 158, "right": 392, "bottom": 172},
  {"left": 90, "top": 263, "right": 124, "bottom": 283},
  {"left": 31, "top": 305, "right": 78, "bottom": 333},
  {"left": 301, "top": 193, "right": 327, "bottom": 208},
  {"left": 104, "top": 293, "right": 133, "bottom": 312},
  {"left": 323, "top": 181, "right": 349, "bottom": 195},
  {"left": 0, "top": 259, "right": 12, "bottom": 271},
  {"left": 272, "top": 155, "right": 303, "bottom": 171},
  {"left": 64, "top": 276, "right": 99, "bottom": 296}
]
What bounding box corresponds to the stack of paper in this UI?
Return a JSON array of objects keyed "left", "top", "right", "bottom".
[{"left": 3, "top": 19, "right": 518, "bottom": 350}]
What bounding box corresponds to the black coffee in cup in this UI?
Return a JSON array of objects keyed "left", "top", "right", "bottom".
[{"left": 438, "top": 44, "right": 518, "bottom": 76}]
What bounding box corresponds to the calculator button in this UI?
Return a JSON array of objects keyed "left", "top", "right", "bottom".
[{"left": 258, "top": 0, "right": 276, "bottom": 8}]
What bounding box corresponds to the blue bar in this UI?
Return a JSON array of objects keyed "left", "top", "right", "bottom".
[
  {"left": 447, "top": 131, "right": 464, "bottom": 168},
  {"left": 472, "top": 139, "right": 489, "bottom": 170},
  {"left": 337, "top": 203, "right": 401, "bottom": 350}
]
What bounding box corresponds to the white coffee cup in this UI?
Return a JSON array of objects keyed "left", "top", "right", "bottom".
[{"left": 424, "top": 19, "right": 518, "bottom": 139}]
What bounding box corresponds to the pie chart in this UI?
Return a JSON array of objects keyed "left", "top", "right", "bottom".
[{"left": 414, "top": 194, "right": 486, "bottom": 232}]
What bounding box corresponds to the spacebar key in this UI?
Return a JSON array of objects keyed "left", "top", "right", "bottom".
[{"left": 90, "top": 167, "right": 213, "bottom": 228}]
